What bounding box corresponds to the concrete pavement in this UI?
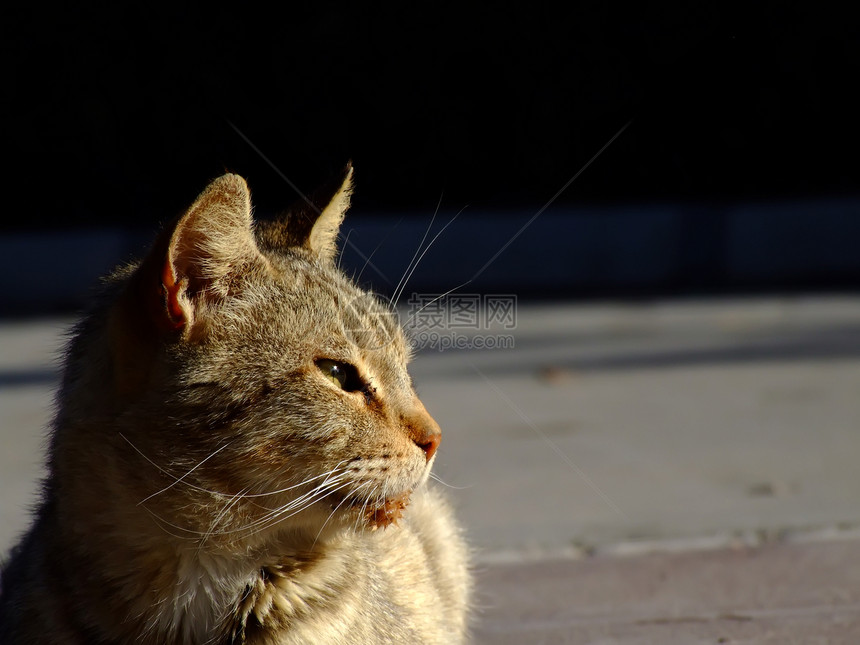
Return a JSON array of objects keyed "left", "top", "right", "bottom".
[
  {"left": 413, "top": 296, "right": 860, "bottom": 555},
  {"left": 2, "top": 296, "right": 860, "bottom": 643},
  {"left": 473, "top": 538, "right": 860, "bottom": 644}
]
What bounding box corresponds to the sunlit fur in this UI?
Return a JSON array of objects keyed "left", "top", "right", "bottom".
[{"left": 0, "top": 168, "right": 470, "bottom": 644}]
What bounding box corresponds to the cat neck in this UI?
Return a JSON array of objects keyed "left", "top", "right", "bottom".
[
  {"left": 140, "top": 533, "right": 359, "bottom": 644},
  {"left": 51, "top": 487, "right": 358, "bottom": 644}
]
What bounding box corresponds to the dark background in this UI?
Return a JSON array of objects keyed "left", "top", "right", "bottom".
[{"left": 2, "top": 2, "right": 859, "bottom": 303}]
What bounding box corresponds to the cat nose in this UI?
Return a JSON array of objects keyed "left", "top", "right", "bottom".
[
  {"left": 403, "top": 404, "right": 442, "bottom": 462},
  {"left": 415, "top": 423, "right": 441, "bottom": 461}
]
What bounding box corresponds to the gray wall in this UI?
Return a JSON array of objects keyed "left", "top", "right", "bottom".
[{"left": 2, "top": 198, "right": 859, "bottom": 316}]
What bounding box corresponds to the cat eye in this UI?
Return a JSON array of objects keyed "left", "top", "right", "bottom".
[{"left": 315, "top": 359, "right": 364, "bottom": 393}]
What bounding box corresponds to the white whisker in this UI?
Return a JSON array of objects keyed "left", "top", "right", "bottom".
[
  {"left": 140, "top": 507, "right": 207, "bottom": 541},
  {"left": 429, "top": 473, "right": 473, "bottom": 490},
  {"left": 391, "top": 193, "right": 443, "bottom": 307},
  {"left": 469, "top": 120, "right": 632, "bottom": 283},
  {"left": 248, "top": 478, "right": 356, "bottom": 540},
  {"left": 232, "top": 468, "right": 354, "bottom": 538},
  {"left": 312, "top": 480, "right": 373, "bottom": 549},
  {"left": 403, "top": 279, "right": 472, "bottom": 330},
  {"left": 393, "top": 205, "right": 467, "bottom": 308},
  {"left": 241, "top": 460, "right": 353, "bottom": 499},
  {"left": 355, "top": 218, "right": 403, "bottom": 285},
  {"left": 353, "top": 482, "right": 376, "bottom": 536},
  {"left": 120, "top": 434, "right": 242, "bottom": 502},
  {"left": 198, "top": 485, "right": 254, "bottom": 550},
  {"left": 337, "top": 228, "right": 354, "bottom": 270},
  {"left": 136, "top": 440, "right": 238, "bottom": 505}
]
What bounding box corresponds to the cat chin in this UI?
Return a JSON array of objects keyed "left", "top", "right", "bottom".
[
  {"left": 255, "top": 490, "right": 416, "bottom": 545},
  {"left": 316, "top": 461, "right": 434, "bottom": 532},
  {"left": 325, "top": 488, "right": 414, "bottom": 531},
  {"left": 360, "top": 490, "right": 412, "bottom": 530}
]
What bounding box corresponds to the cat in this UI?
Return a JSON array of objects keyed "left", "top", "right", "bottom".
[{"left": 0, "top": 164, "right": 471, "bottom": 644}]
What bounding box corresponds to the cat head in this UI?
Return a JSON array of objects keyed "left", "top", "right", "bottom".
[{"left": 86, "top": 165, "right": 441, "bottom": 549}]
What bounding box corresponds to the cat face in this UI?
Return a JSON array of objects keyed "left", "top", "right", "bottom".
[{"left": 105, "top": 167, "right": 441, "bottom": 548}]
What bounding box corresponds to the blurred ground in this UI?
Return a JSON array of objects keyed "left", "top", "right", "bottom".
[
  {"left": 2, "top": 296, "right": 860, "bottom": 643},
  {"left": 474, "top": 539, "right": 860, "bottom": 644}
]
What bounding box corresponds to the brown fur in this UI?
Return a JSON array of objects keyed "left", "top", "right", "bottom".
[{"left": 0, "top": 166, "right": 470, "bottom": 644}]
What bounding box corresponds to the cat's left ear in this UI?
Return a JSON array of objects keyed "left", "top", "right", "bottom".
[
  {"left": 126, "top": 173, "right": 267, "bottom": 340},
  {"left": 161, "top": 174, "right": 267, "bottom": 335},
  {"left": 111, "top": 175, "right": 265, "bottom": 391}
]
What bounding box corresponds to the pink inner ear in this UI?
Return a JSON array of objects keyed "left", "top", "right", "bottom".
[{"left": 161, "top": 259, "right": 187, "bottom": 330}]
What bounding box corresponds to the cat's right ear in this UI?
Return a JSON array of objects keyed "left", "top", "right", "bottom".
[
  {"left": 130, "top": 174, "right": 267, "bottom": 339},
  {"left": 256, "top": 163, "right": 353, "bottom": 262}
]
